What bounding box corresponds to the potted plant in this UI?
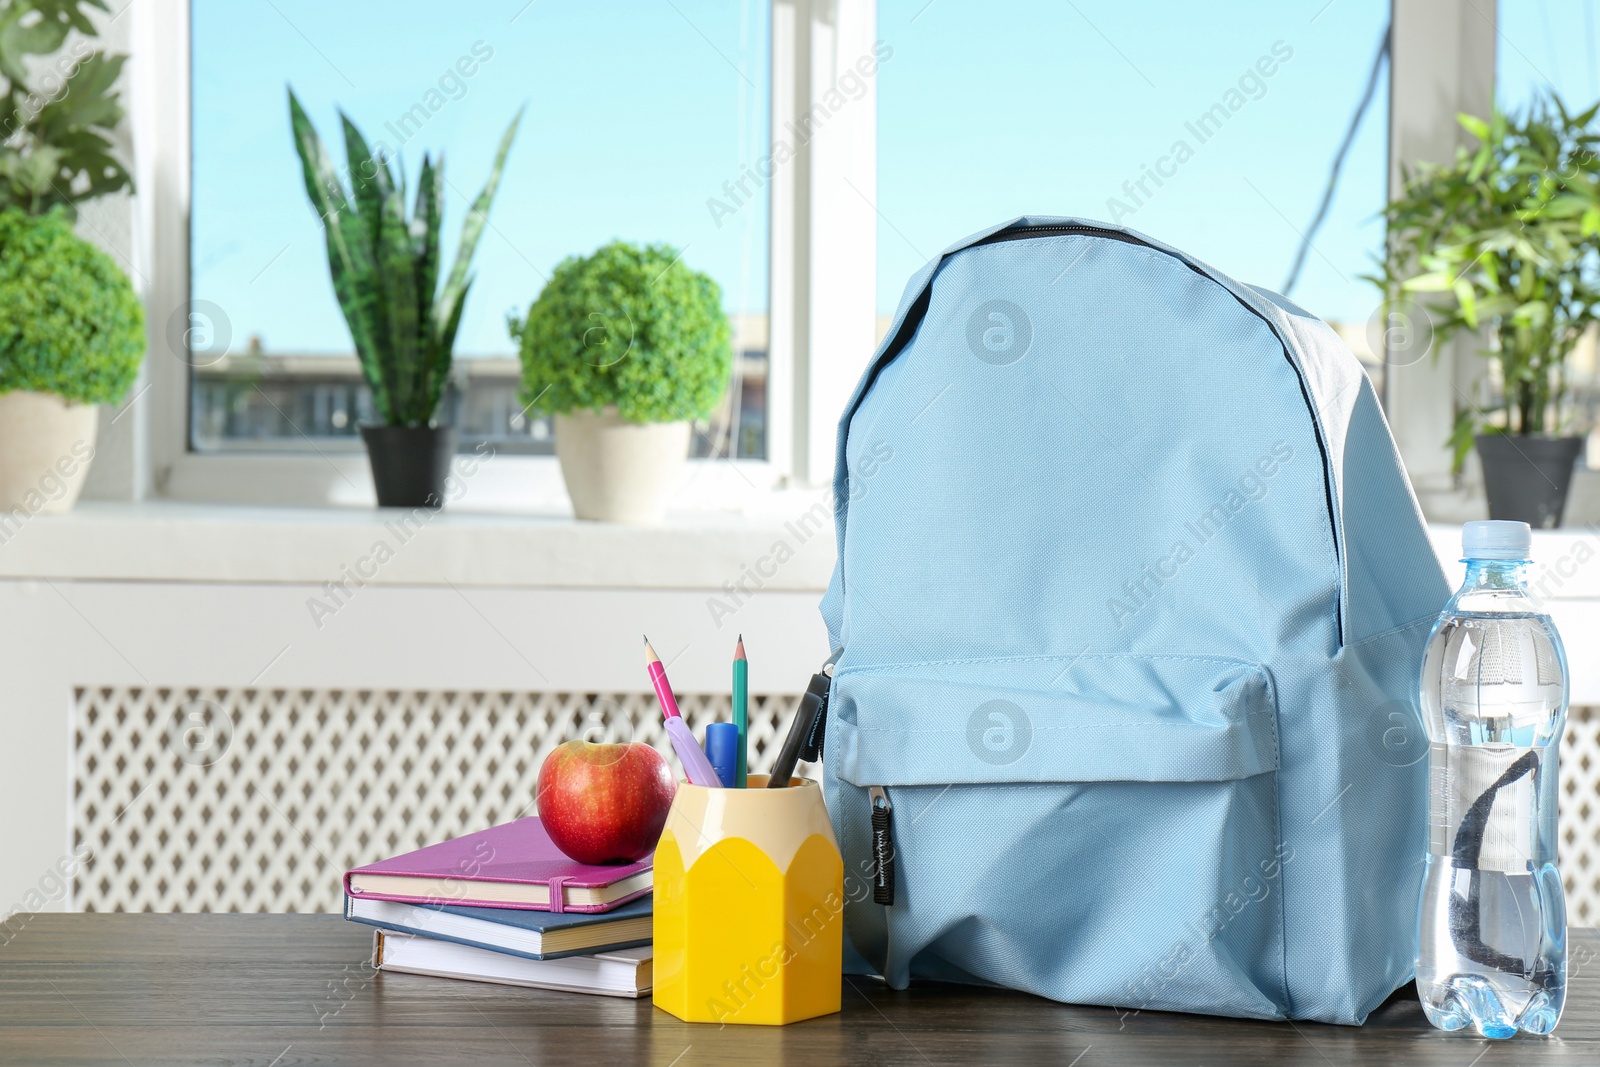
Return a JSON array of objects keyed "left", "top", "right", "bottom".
[
  {"left": 288, "top": 90, "right": 518, "bottom": 508},
  {"left": 0, "top": 0, "right": 143, "bottom": 513},
  {"left": 513, "top": 241, "right": 732, "bottom": 523},
  {"left": 1377, "top": 95, "right": 1600, "bottom": 528},
  {"left": 0, "top": 210, "right": 143, "bottom": 512}
]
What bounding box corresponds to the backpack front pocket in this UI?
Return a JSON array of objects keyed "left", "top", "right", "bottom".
[{"left": 826, "top": 653, "right": 1291, "bottom": 1020}]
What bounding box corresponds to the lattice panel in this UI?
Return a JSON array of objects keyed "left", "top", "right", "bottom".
[
  {"left": 71, "top": 687, "right": 796, "bottom": 913},
  {"left": 71, "top": 690, "right": 1600, "bottom": 921},
  {"left": 1562, "top": 706, "right": 1600, "bottom": 924}
]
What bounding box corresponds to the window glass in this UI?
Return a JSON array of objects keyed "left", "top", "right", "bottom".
[
  {"left": 190, "top": 0, "right": 770, "bottom": 457},
  {"left": 1496, "top": 0, "right": 1600, "bottom": 452},
  {"left": 875, "top": 0, "right": 1390, "bottom": 389}
]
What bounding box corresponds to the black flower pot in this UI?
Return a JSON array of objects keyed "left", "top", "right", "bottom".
[
  {"left": 1475, "top": 432, "right": 1585, "bottom": 529},
  {"left": 360, "top": 425, "right": 459, "bottom": 509}
]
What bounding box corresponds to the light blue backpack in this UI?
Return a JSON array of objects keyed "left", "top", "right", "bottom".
[{"left": 817, "top": 217, "right": 1450, "bottom": 1024}]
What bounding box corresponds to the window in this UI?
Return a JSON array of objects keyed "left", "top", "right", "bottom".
[
  {"left": 874, "top": 0, "right": 1390, "bottom": 391},
  {"left": 1497, "top": 0, "right": 1600, "bottom": 110},
  {"left": 1495, "top": 0, "right": 1600, "bottom": 460},
  {"left": 188, "top": 0, "right": 771, "bottom": 459}
]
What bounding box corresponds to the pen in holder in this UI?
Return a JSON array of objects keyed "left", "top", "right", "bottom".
[{"left": 652, "top": 775, "right": 844, "bottom": 1025}]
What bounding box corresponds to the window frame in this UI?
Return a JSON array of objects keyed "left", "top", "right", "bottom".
[
  {"left": 118, "top": 1, "right": 1485, "bottom": 513},
  {"left": 1383, "top": 0, "right": 1499, "bottom": 514},
  {"left": 117, "top": 0, "right": 876, "bottom": 507}
]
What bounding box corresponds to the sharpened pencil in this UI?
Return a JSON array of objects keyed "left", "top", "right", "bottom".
[{"left": 733, "top": 636, "right": 749, "bottom": 788}]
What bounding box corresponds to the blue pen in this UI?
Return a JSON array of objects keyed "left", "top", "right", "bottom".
[{"left": 705, "top": 722, "right": 741, "bottom": 789}]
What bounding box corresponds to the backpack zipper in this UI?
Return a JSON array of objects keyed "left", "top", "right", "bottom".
[
  {"left": 970, "top": 222, "right": 1151, "bottom": 249},
  {"left": 867, "top": 785, "right": 896, "bottom": 906}
]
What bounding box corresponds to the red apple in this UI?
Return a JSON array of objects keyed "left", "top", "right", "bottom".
[{"left": 536, "top": 740, "right": 676, "bottom": 865}]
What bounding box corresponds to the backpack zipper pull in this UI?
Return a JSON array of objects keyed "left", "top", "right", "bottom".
[
  {"left": 868, "top": 785, "right": 895, "bottom": 906},
  {"left": 798, "top": 651, "right": 839, "bottom": 763}
]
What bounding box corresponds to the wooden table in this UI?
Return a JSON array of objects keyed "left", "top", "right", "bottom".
[{"left": 0, "top": 915, "right": 1594, "bottom": 1065}]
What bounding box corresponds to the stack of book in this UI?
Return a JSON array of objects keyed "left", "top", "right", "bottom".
[{"left": 344, "top": 817, "right": 655, "bottom": 998}]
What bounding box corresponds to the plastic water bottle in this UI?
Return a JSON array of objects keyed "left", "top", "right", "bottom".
[{"left": 1416, "top": 520, "right": 1568, "bottom": 1038}]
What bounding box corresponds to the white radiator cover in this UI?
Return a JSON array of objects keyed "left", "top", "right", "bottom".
[
  {"left": 71, "top": 686, "right": 795, "bottom": 913},
  {"left": 70, "top": 688, "right": 1600, "bottom": 923},
  {"left": 1564, "top": 706, "right": 1600, "bottom": 923}
]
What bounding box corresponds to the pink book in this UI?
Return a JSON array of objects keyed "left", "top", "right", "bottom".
[{"left": 344, "top": 817, "right": 653, "bottom": 914}]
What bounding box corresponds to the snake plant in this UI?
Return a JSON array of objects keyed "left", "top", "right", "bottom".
[{"left": 288, "top": 89, "right": 520, "bottom": 427}]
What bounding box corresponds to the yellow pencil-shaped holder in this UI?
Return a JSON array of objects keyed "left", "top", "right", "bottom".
[{"left": 652, "top": 775, "right": 844, "bottom": 1025}]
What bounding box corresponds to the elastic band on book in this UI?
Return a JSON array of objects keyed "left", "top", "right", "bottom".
[{"left": 547, "top": 875, "right": 568, "bottom": 913}]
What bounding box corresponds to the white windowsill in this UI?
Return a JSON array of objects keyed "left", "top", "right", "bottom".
[
  {"left": 155, "top": 451, "right": 784, "bottom": 511},
  {"left": 7, "top": 496, "right": 1594, "bottom": 600},
  {"left": 0, "top": 496, "right": 840, "bottom": 590}
]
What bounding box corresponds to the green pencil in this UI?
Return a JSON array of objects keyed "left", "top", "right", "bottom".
[{"left": 733, "top": 635, "right": 749, "bottom": 787}]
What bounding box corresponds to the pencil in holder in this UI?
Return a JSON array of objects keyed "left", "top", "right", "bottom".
[{"left": 652, "top": 775, "right": 844, "bottom": 1025}]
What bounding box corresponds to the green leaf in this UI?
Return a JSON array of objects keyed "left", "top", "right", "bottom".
[
  {"left": 412, "top": 153, "right": 442, "bottom": 342},
  {"left": 1, "top": 41, "right": 132, "bottom": 217},
  {"left": 1401, "top": 272, "right": 1455, "bottom": 293},
  {"left": 1453, "top": 278, "right": 1479, "bottom": 329},
  {"left": 1512, "top": 300, "right": 1550, "bottom": 329},
  {"left": 410, "top": 153, "right": 445, "bottom": 422},
  {"left": 288, "top": 88, "right": 390, "bottom": 421},
  {"left": 288, "top": 90, "right": 355, "bottom": 248},
  {"left": 435, "top": 107, "right": 522, "bottom": 349},
  {"left": 1479, "top": 255, "right": 1500, "bottom": 291},
  {"left": 1536, "top": 193, "right": 1589, "bottom": 218},
  {"left": 0, "top": 1, "right": 107, "bottom": 83},
  {"left": 427, "top": 275, "right": 469, "bottom": 417},
  {"left": 339, "top": 112, "right": 385, "bottom": 245},
  {"left": 1466, "top": 142, "right": 1491, "bottom": 183},
  {"left": 337, "top": 111, "right": 423, "bottom": 419},
  {"left": 374, "top": 180, "right": 422, "bottom": 423},
  {"left": 1458, "top": 112, "right": 1491, "bottom": 142},
  {"left": 32, "top": 52, "right": 126, "bottom": 139}
]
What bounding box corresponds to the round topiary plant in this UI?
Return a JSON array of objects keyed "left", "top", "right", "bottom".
[
  {"left": 0, "top": 209, "right": 145, "bottom": 405},
  {"left": 515, "top": 241, "right": 732, "bottom": 423}
]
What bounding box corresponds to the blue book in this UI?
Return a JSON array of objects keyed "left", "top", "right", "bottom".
[{"left": 345, "top": 893, "right": 652, "bottom": 961}]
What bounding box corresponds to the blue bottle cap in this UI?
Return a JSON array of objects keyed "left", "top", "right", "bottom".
[{"left": 704, "top": 722, "right": 742, "bottom": 788}]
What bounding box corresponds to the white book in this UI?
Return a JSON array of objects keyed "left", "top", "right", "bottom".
[{"left": 373, "top": 930, "right": 653, "bottom": 999}]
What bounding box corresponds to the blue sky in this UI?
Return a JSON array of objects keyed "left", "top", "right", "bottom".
[
  {"left": 191, "top": 0, "right": 770, "bottom": 356},
  {"left": 1498, "top": 0, "right": 1600, "bottom": 115},
  {"left": 193, "top": 1, "right": 1600, "bottom": 359},
  {"left": 876, "top": 0, "right": 1391, "bottom": 325}
]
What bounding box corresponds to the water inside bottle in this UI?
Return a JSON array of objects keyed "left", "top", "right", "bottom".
[{"left": 1416, "top": 610, "right": 1567, "bottom": 1038}]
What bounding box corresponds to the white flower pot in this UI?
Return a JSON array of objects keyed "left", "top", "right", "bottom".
[
  {"left": 0, "top": 391, "right": 99, "bottom": 515},
  {"left": 554, "top": 408, "right": 689, "bottom": 523}
]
